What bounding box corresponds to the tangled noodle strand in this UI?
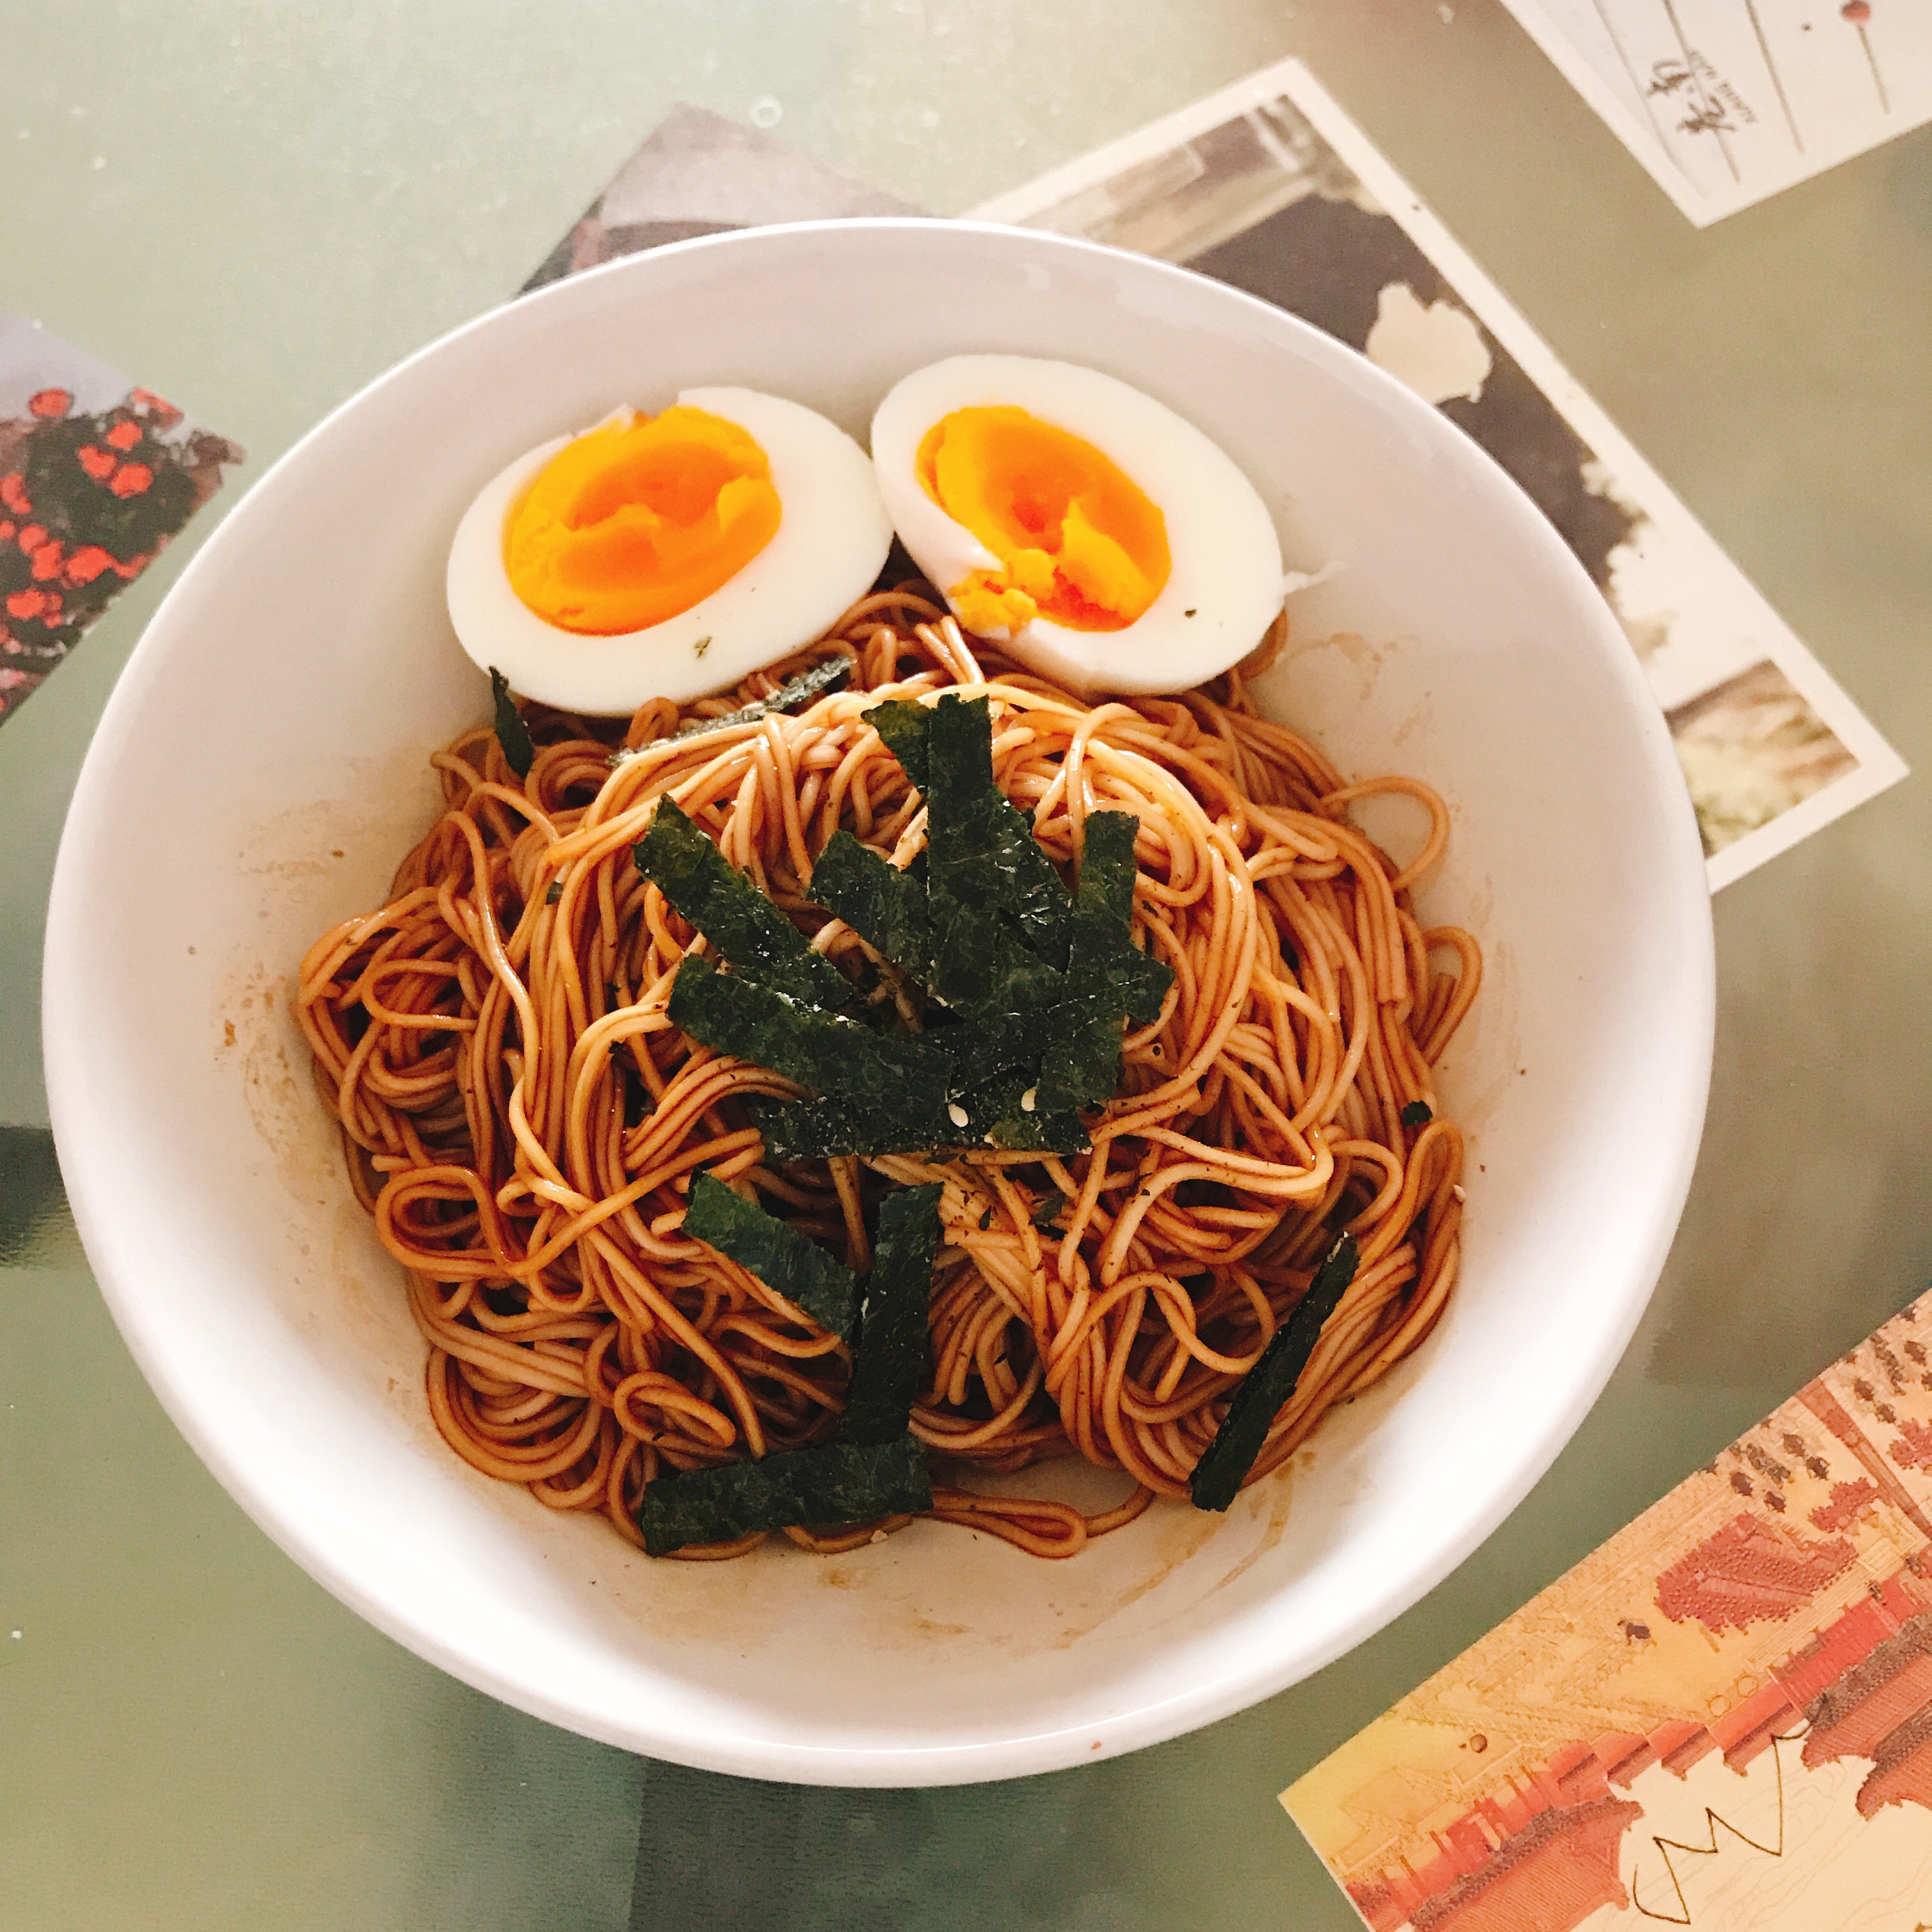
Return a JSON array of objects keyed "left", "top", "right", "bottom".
[{"left": 296, "top": 588, "right": 1478, "bottom": 1559}]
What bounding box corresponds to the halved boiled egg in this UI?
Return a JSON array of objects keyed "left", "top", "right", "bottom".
[
  {"left": 447, "top": 387, "right": 893, "bottom": 714},
  {"left": 870, "top": 355, "right": 1284, "bottom": 694}
]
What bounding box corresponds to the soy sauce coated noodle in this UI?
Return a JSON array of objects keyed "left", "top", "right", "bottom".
[{"left": 296, "top": 588, "right": 1479, "bottom": 1560}]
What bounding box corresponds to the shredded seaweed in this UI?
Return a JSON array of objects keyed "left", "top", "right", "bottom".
[
  {"left": 946, "top": 1063, "right": 1088, "bottom": 1154},
  {"left": 682, "top": 1170, "right": 858, "bottom": 1338},
  {"left": 611, "top": 657, "right": 852, "bottom": 764},
  {"left": 642, "top": 1178, "right": 941, "bottom": 1551},
  {"left": 865, "top": 696, "right": 931, "bottom": 793},
  {"left": 663, "top": 697, "right": 1172, "bottom": 1161},
  {"left": 638, "top": 1434, "right": 932, "bottom": 1556},
  {"left": 1069, "top": 809, "right": 1170, "bottom": 1027},
  {"left": 1188, "top": 1234, "right": 1360, "bottom": 1512},
  {"left": 749, "top": 1095, "right": 880, "bottom": 1162},
  {"left": 1400, "top": 1100, "right": 1434, "bottom": 1128},
  {"left": 668, "top": 958, "right": 954, "bottom": 1146},
  {"left": 923, "top": 694, "right": 1073, "bottom": 969},
  {"left": 840, "top": 1183, "right": 944, "bottom": 1446},
  {"left": 809, "top": 832, "right": 933, "bottom": 982},
  {"left": 636, "top": 797, "right": 854, "bottom": 1012},
  {"left": 489, "top": 667, "right": 535, "bottom": 779}
]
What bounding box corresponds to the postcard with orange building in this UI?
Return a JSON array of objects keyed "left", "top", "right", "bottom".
[{"left": 1284, "top": 1298, "right": 1932, "bottom": 1929}]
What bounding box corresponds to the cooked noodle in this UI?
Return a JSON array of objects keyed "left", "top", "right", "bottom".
[{"left": 296, "top": 586, "right": 1479, "bottom": 1558}]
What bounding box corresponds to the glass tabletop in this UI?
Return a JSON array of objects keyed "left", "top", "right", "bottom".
[{"left": 3, "top": 4, "right": 1926, "bottom": 1926}]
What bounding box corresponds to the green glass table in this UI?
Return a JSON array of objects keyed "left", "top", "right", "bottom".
[{"left": 3, "top": 4, "right": 1927, "bottom": 1924}]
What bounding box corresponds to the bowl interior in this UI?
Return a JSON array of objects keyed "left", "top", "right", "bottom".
[{"left": 43, "top": 220, "right": 1712, "bottom": 1786}]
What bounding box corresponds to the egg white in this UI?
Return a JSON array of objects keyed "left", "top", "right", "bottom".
[
  {"left": 870, "top": 355, "right": 1285, "bottom": 696},
  {"left": 447, "top": 386, "right": 893, "bottom": 715}
]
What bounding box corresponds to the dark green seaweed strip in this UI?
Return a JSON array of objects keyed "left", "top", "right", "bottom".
[
  {"left": 841, "top": 1183, "right": 944, "bottom": 1446},
  {"left": 668, "top": 957, "right": 954, "bottom": 1145},
  {"left": 924, "top": 694, "right": 1071, "bottom": 967},
  {"left": 941, "top": 983, "right": 1066, "bottom": 1082},
  {"left": 489, "top": 667, "right": 535, "bottom": 779},
  {"left": 682, "top": 1170, "right": 857, "bottom": 1338},
  {"left": 750, "top": 1096, "right": 877, "bottom": 1161},
  {"left": 667, "top": 700, "right": 1158, "bottom": 1162},
  {"left": 923, "top": 885, "right": 1065, "bottom": 1013},
  {"left": 664, "top": 954, "right": 831, "bottom": 1092},
  {"left": 1074, "top": 808, "right": 1140, "bottom": 929},
  {"left": 946, "top": 818, "right": 1167, "bottom": 1114},
  {"left": 947, "top": 1064, "right": 1089, "bottom": 1156},
  {"left": 983, "top": 1108, "right": 1087, "bottom": 1154},
  {"left": 1188, "top": 1234, "right": 1360, "bottom": 1513},
  {"left": 809, "top": 831, "right": 933, "bottom": 980},
  {"left": 866, "top": 696, "right": 931, "bottom": 794},
  {"left": 929, "top": 984, "right": 1107, "bottom": 1131},
  {"left": 1089, "top": 946, "right": 1173, "bottom": 1036},
  {"left": 1033, "top": 996, "right": 1133, "bottom": 1116},
  {"left": 759, "top": 1074, "right": 1086, "bottom": 1158},
  {"left": 609, "top": 659, "right": 854, "bottom": 765},
  {"left": 638, "top": 1434, "right": 932, "bottom": 1556},
  {"left": 1071, "top": 809, "right": 1172, "bottom": 1028},
  {"left": 664, "top": 656, "right": 852, "bottom": 745},
  {"left": 635, "top": 797, "right": 854, "bottom": 1011},
  {"left": 1400, "top": 1100, "right": 1434, "bottom": 1128}
]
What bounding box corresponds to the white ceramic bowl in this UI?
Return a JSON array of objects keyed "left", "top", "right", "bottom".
[{"left": 43, "top": 220, "right": 1713, "bottom": 1786}]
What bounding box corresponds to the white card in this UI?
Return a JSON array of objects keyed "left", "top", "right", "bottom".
[
  {"left": 972, "top": 59, "right": 1908, "bottom": 890},
  {"left": 1498, "top": 0, "right": 1932, "bottom": 224}
]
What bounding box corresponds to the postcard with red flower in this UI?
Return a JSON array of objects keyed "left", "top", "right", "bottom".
[
  {"left": 0, "top": 311, "right": 243, "bottom": 726},
  {"left": 1283, "top": 1295, "right": 1932, "bottom": 1929}
]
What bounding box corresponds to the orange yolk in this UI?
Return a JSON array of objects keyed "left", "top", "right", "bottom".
[
  {"left": 504, "top": 406, "right": 781, "bottom": 635},
  {"left": 916, "top": 406, "right": 1170, "bottom": 634}
]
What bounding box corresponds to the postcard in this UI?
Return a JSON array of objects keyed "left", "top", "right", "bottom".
[
  {"left": 1282, "top": 1292, "right": 1932, "bottom": 1928},
  {"left": 0, "top": 310, "right": 242, "bottom": 728},
  {"left": 528, "top": 73, "right": 1906, "bottom": 892},
  {"left": 1497, "top": 0, "right": 1932, "bottom": 226},
  {"left": 521, "top": 101, "right": 916, "bottom": 295},
  {"left": 969, "top": 59, "right": 1908, "bottom": 891}
]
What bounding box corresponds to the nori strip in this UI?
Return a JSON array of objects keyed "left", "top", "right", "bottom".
[
  {"left": 668, "top": 957, "right": 954, "bottom": 1144},
  {"left": 841, "top": 1183, "right": 944, "bottom": 1445},
  {"left": 1073, "top": 808, "right": 1140, "bottom": 929},
  {"left": 940, "top": 983, "right": 1068, "bottom": 1080},
  {"left": 924, "top": 694, "right": 1071, "bottom": 967},
  {"left": 750, "top": 1095, "right": 880, "bottom": 1161},
  {"left": 921, "top": 892, "right": 1048, "bottom": 1012},
  {"left": 1188, "top": 1234, "right": 1360, "bottom": 1512},
  {"left": 809, "top": 831, "right": 932, "bottom": 979},
  {"left": 638, "top": 1434, "right": 932, "bottom": 1555},
  {"left": 668, "top": 656, "right": 851, "bottom": 743},
  {"left": 489, "top": 666, "right": 535, "bottom": 779},
  {"left": 661, "top": 702, "right": 1166, "bottom": 1162},
  {"left": 1071, "top": 809, "right": 1172, "bottom": 1027},
  {"left": 1034, "top": 996, "right": 1134, "bottom": 1115},
  {"left": 682, "top": 1170, "right": 857, "bottom": 1338},
  {"left": 636, "top": 797, "right": 854, "bottom": 1011},
  {"left": 947, "top": 1064, "right": 1088, "bottom": 1155},
  {"left": 609, "top": 657, "right": 853, "bottom": 763},
  {"left": 1096, "top": 945, "right": 1174, "bottom": 1035},
  {"left": 866, "top": 696, "right": 931, "bottom": 793}
]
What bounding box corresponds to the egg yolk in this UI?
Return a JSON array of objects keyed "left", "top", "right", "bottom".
[
  {"left": 503, "top": 407, "right": 782, "bottom": 635},
  {"left": 916, "top": 406, "right": 1170, "bottom": 635}
]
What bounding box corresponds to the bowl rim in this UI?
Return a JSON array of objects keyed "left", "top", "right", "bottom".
[{"left": 43, "top": 216, "right": 1715, "bottom": 1785}]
